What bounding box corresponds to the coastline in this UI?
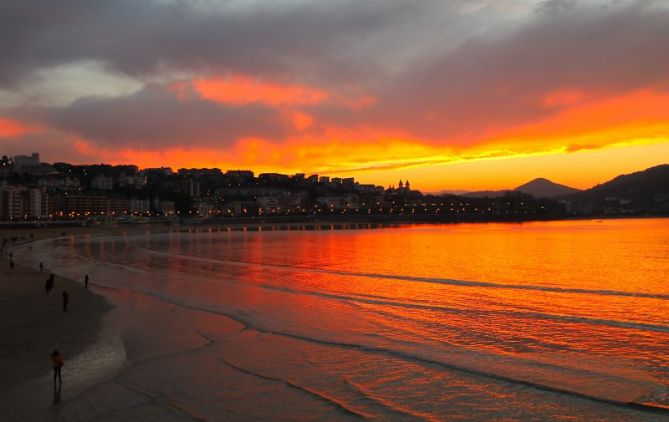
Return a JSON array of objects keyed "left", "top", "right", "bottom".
[
  {"left": 0, "top": 225, "right": 234, "bottom": 421},
  {"left": 2, "top": 212, "right": 667, "bottom": 237},
  {"left": 0, "top": 251, "right": 115, "bottom": 420},
  {"left": 1, "top": 219, "right": 667, "bottom": 420}
]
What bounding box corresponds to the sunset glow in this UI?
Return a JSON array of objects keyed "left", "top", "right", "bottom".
[
  {"left": 2, "top": 2, "right": 669, "bottom": 419},
  {"left": 1, "top": 0, "right": 668, "bottom": 191}
]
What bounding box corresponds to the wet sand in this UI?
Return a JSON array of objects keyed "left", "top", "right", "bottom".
[
  {"left": 0, "top": 253, "right": 114, "bottom": 419},
  {"left": 0, "top": 226, "right": 242, "bottom": 421}
]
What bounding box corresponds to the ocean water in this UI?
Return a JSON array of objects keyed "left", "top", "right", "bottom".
[{"left": 21, "top": 218, "right": 669, "bottom": 420}]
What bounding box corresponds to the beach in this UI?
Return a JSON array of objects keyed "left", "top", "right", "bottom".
[
  {"left": 0, "top": 225, "right": 201, "bottom": 421},
  {"left": 2, "top": 225, "right": 342, "bottom": 421},
  {"left": 0, "top": 254, "right": 114, "bottom": 420},
  {"left": 2, "top": 220, "right": 669, "bottom": 420}
]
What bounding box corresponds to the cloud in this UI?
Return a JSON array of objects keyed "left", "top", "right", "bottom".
[
  {"left": 0, "top": 0, "right": 668, "bottom": 176},
  {"left": 321, "top": 1, "right": 669, "bottom": 143},
  {"left": 17, "top": 85, "right": 290, "bottom": 148},
  {"left": 0, "top": 117, "right": 40, "bottom": 138},
  {"left": 192, "top": 75, "right": 327, "bottom": 106}
]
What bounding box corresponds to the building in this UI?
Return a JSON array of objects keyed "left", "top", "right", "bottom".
[
  {"left": 38, "top": 176, "right": 81, "bottom": 189},
  {"left": 141, "top": 167, "right": 173, "bottom": 176},
  {"left": 257, "top": 196, "right": 283, "bottom": 211},
  {"left": 342, "top": 193, "right": 360, "bottom": 209},
  {"left": 356, "top": 184, "right": 383, "bottom": 194},
  {"left": 60, "top": 195, "right": 130, "bottom": 216},
  {"left": 319, "top": 176, "right": 330, "bottom": 183},
  {"left": 1, "top": 186, "right": 25, "bottom": 219},
  {"left": 91, "top": 175, "right": 113, "bottom": 190},
  {"left": 225, "top": 170, "right": 254, "bottom": 184},
  {"left": 227, "top": 200, "right": 256, "bottom": 216},
  {"left": 118, "top": 174, "right": 148, "bottom": 189},
  {"left": 259, "top": 173, "right": 291, "bottom": 183},
  {"left": 13, "top": 153, "right": 40, "bottom": 170},
  {"left": 28, "top": 188, "right": 42, "bottom": 218},
  {"left": 0, "top": 186, "right": 48, "bottom": 219},
  {"left": 188, "top": 179, "right": 200, "bottom": 197},
  {"left": 316, "top": 196, "right": 344, "bottom": 210},
  {"left": 129, "top": 198, "right": 150, "bottom": 214}
]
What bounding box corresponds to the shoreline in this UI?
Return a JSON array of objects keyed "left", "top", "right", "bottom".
[
  {"left": 1, "top": 213, "right": 667, "bottom": 235},
  {"left": 1, "top": 220, "right": 667, "bottom": 420},
  {"left": 0, "top": 250, "right": 116, "bottom": 420}
]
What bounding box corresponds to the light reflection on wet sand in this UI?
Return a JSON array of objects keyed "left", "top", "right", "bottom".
[{"left": 19, "top": 218, "right": 669, "bottom": 420}]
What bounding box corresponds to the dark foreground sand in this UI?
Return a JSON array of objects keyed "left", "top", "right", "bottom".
[
  {"left": 0, "top": 257, "right": 111, "bottom": 390},
  {"left": 0, "top": 252, "right": 119, "bottom": 419},
  {"left": 0, "top": 226, "right": 220, "bottom": 421}
]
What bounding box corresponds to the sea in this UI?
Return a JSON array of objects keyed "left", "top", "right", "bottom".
[{"left": 19, "top": 218, "right": 669, "bottom": 420}]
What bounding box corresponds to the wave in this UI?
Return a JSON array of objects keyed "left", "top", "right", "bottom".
[
  {"left": 67, "top": 245, "right": 669, "bottom": 335},
  {"left": 133, "top": 246, "right": 669, "bottom": 301},
  {"left": 23, "top": 238, "right": 669, "bottom": 415},
  {"left": 89, "top": 282, "right": 668, "bottom": 416},
  {"left": 120, "top": 246, "right": 669, "bottom": 334},
  {"left": 218, "top": 356, "right": 372, "bottom": 419},
  {"left": 21, "top": 240, "right": 669, "bottom": 337}
]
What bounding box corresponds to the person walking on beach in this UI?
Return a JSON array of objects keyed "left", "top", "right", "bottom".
[
  {"left": 62, "top": 291, "right": 69, "bottom": 312},
  {"left": 45, "top": 274, "right": 54, "bottom": 294},
  {"left": 84, "top": 274, "right": 89, "bottom": 288},
  {"left": 51, "top": 350, "right": 64, "bottom": 385},
  {"left": 9, "top": 260, "right": 14, "bottom": 271},
  {"left": 40, "top": 262, "right": 44, "bottom": 273}
]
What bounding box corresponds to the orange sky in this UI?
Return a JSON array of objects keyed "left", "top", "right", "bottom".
[
  {"left": 1, "top": 1, "right": 668, "bottom": 192},
  {"left": 55, "top": 81, "right": 668, "bottom": 191},
  {"left": 2, "top": 78, "right": 669, "bottom": 191}
]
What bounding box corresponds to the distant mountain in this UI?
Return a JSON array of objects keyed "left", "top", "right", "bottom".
[
  {"left": 514, "top": 178, "right": 581, "bottom": 199},
  {"left": 459, "top": 178, "right": 579, "bottom": 199},
  {"left": 577, "top": 164, "right": 669, "bottom": 202}
]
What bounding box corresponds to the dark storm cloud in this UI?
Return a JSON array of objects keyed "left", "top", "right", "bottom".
[
  {"left": 303, "top": 1, "right": 669, "bottom": 143},
  {"left": 0, "top": 0, "right": 440, "bottom": 87},
  {"left": 2, "top": 0, "right": 669, "bottom": 151},
  {"left": 17, "top": 86, "right": 289, "bottom": 147},
  {"left": 0, "top": 132, "right": 91, "bottom": 162}
]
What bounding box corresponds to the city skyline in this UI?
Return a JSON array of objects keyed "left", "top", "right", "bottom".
[{"left": 1, "top": 1, "right": 669, "bottom": 191}]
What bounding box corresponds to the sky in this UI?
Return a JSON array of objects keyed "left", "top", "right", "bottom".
[{"left": 1, "top": 0, "right": 668, "bottom": 191}]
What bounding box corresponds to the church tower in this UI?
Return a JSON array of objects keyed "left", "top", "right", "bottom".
[
  {"left": 398, "top": 180, "right": 404, "bottom": 189},
  {"left": 405, "top": 180, "right": 410, "bottom": 190}
]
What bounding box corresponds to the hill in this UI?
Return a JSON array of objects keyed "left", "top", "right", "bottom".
[
  {"left": 578, "top": 164, "right": 669, "bottom": 203},
  {"left": 514, "top": 178, "right": 581, "bottom": 198}
]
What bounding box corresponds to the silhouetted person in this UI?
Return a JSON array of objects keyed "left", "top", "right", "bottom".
[
  {"left": 51, "top": 350, "right": 63, "bottom": 384},
  {"left": 40, "top": 262, "right": 44, "bottom": 273},
  {"left": 46, "top": 275, "right": 54, "bottom": 294},
  {"left": 9, "top": 260, "right": 14, "bottom": 271},
  {"left": 84, "top": 274, "right": 89, "bottom": 288},
  {"left": 62, "top": 291, "right": 69, "bottom": 312}
]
